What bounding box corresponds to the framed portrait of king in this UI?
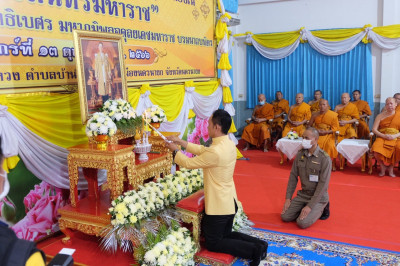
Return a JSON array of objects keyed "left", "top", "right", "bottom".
[{"left": 73, "top": 30, "right": 128, "bottom": 123}]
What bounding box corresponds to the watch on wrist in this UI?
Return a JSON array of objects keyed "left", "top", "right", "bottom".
[{"left": 172, "top": 149, "right": 179, "bottom": 159}]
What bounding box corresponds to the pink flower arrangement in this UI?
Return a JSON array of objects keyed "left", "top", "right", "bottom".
[
  {"left": 184, "top": 117, "right": 209, "bottom": 157},
  {"left": 12, "top": 181, "right": 66, "bottom": 241}
]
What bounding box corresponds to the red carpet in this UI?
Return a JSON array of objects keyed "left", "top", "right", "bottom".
[
  {"left": 37, "top": 231, "right": 135, "bottom": 265},
  {"left": 236, "top": 142, "right": 400, "bottom": 252},
  {"left": 37, "top": 142, "right": 400, "bottom": 265}
]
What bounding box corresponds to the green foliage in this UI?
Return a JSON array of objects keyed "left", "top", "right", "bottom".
[{"left": 115, "top": 116, "right": 142, "bottom": 134}]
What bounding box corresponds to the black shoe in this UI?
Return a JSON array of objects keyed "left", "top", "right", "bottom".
[
  {"left": 319, "top": 202, "right": 330, "bottom": 220},
  {"left": 249, "top": 243, "right": 263, "bottom": 266},
  {"left": 260, "top": 241, "right": 268, "bottom": 260}
]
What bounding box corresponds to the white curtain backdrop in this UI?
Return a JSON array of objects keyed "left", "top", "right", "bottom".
[
  {"left": 246, "top": 34, "right": 301, "bottom": 60},
  {"left": 0, "top": 105, "right": 106, "bottom": 190},
  {"left": 300, "top": 28, "right": 366, "bottom": 56},
  {"left": 242, "top": 26, "right": 400, "bottom": 60}
]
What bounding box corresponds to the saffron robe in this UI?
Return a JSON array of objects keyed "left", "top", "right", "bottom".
[
  {"left": 371, "top": 112, "right": 400, "bottom": 165},
  {"left": 336, "top": 102, "right": 360, "bottom": 143},
  {"left": 282, "top": 102, "right": 311, "bottom": 137},
  {"left": 272, "top": 99, "right": 290, "bottom": 129},
  {"left": 353, "top": 100, "right": 372, "bottom": 139},
  {"left": 242, "top": 103, "right": 274, "bottom": 147},
  {"left": 312, "top": 110, "right": 339, "bottom": 158}
]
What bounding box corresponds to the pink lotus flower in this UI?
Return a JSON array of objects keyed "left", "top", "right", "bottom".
[{"left": 12, "top": 181, "right": 65, "bottom": 241}]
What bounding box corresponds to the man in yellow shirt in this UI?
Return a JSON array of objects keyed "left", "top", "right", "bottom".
[{"left": 166, "top": 109, "right": 267, "bottom": 266}]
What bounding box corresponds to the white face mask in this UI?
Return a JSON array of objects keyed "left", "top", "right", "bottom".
[
  {"left": 302, "top": 139, "right": 313, "bottom": 149},
  {"left": 258, "top": 101, "right": 265, "bottom": 105}
]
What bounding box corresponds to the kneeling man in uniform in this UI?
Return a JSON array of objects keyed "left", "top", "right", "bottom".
[{"left": 281, "top": 127, "right": 331, "bottom": 229}]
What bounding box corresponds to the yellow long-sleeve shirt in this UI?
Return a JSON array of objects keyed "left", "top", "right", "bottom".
[{"left": 174, "top": 135, "right": 238, "bottom": 215}]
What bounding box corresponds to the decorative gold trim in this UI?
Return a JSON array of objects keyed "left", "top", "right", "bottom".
[
  {"left": 73, "top": 30, "right": 128, "bottom": 124},
  {"left": 194, "top": 255, "right": 237, "bottom": 266},
  {"left": 176, "top": 207, "right": 203, "bottom": 250}
]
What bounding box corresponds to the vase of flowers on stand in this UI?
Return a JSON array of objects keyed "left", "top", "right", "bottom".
[
  {"left": 101, "top": 99, "right": 142, "bottom": 135},
  {"left": 85, "top": 112, "right": 117, "bottom": 150},
  {"left": 144, "top": 105, "right": 167, "bottom": 136}
]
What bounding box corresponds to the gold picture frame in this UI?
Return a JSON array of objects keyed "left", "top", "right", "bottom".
[{"left": 73, "top": 30, "right": 128, "bottom": 124}]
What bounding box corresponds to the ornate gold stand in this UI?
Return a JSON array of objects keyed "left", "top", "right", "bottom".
[
  {"left": 67, "top": 143, "right": 135, "bottom": 207},
  {"left": 176, "top": 207, "right": 203, "bottom": 250}
]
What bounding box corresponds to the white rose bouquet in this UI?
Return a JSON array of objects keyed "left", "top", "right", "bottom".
[
  {"left": 144, "top": 105, "right": 167, "bottom": 124},
  {"left": 85, "top": 112, "right": 117, "bottom": 137},
  {"left": 101, "top": 99, "right": 142, "bottom": 134}
]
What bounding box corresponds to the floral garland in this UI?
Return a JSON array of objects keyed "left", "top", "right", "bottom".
[
  {"left": 144, "top": 105, "right": 167, "bottom": 123},
  {"left": 108, "top": 168, "right": 203, "bottom": 228},
  {"left": 136, "top": 221, "right": 197, "bottom": 266},
  {"left": 85, "top": 112, "right": 117, "bottom": 137},
  {"left": 101, "top": 99, "right": 142, "bottom": 134}
]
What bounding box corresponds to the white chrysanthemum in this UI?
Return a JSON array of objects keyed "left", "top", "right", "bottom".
[
  {"left": 144, "top": 250, "right": 156, "bottom": 264},
  {"left": 89, "top": 123, "right": 98, "bottom": 131},
  {"left": 97, "top": 116, "right": 105, "bottom": 123},
  {"left": 114, "top": 113, "right": 123, "bottom": 121},
  {"left": 99, "top": 125, "right": 108, "bottom": 134}
]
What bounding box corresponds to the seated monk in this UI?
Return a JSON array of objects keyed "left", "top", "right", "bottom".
[
  {"left": 282, "top": 93, "right": 311, "bottom": 137},
  {"left": 309, "top": 99, "right": 339, "bottom": 170},
  {"left": 371, "top": 97, "right": 400, "bottom": 177},
  {"left": 334, "top": 93, "right": 360, "bottom": 143},
  {"left": 271, "top": 91, "right": 290, "bottom": 141},
  {"left": 352, "top": 90, "right": 372, "bottom": 139},
  {"left": 394, "top": 93, "right": 400, "bottom": 112},
  {"left": 242, "top": 94, "right": 274, "bottom": 152},
  {"left": 308, "top": 90, "right": 330, "bottom": 113}
]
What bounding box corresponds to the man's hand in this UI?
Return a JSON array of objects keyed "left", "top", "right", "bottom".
[
  {"left": 299, "top": 206, "right": 311, "bottom": 220},
  {"left": 281, "top": 199, "right": 291, "bottom": 214},
  {"left": 384, "top": 134, "right": 396, "bottom": 140},
  {"left": 339, "top": 120, "right": 346, "bottom": 126},
  {"left": 167, "top": 135, "right": 181, "bottom": 144},
  {"left": 165, "top": 141, "right": 179, "bottom": 151}
]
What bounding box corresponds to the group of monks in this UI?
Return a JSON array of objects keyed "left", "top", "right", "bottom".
[{"left": 241, "top": 90, "right": 400, "bottom": 177}]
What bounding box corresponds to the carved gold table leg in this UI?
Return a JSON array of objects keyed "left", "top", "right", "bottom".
[
  {"left": 58, "top": 218, "right": 72, "bottom": 245},
  {"left": 279, "top": 151, "right": 284, "bottom": 165}
]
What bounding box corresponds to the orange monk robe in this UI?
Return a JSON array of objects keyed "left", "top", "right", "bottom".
[
  {"left": 282, "top": 102, "right": 311, "bottom": 137},
  {"left": 371, "top": 112, "right": 400, "bottom": 165},
  {"left": 396, "top": 105, "right": 400, "bottom": 112},
  {"left": 241, "top": 103, "right": 274, "bottom": 147},
  {"left": 312, "top": 110, "right": 339, "bottom": 158},
  {"left": 353, "top": 100, "right": 372, "bottom": 139},
  {"left": 310, "top": 101, "right": 331, "bottom": 113},
  {"left": 272, "top": 99, "right": 289, "bottom": 129},
  {"left": 336, "top": 102, "right": 360, "bottom": 143}
]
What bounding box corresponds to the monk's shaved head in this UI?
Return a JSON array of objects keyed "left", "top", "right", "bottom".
[
  {"left": 341, "top": 93, "right": 350, "bottom": 104},
  {"left": 319, "top": 99, "right": 329, "bottom": 112},
  {"left": 295, "top": 93, "right": 304, "bottom": 104},
  {"left": 258, "top": 94, "right": 266, "bottom": 102}
]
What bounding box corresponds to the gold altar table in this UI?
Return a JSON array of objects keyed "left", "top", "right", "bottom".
[
  {"left": 67, "top": 143, "right": 135, "bottom": 207},
  {"left": 59, "top": 142, "right": 173, "bottom": 244},
  {"left": 130, "top": 152, "right": 172, "bottom": 189}
]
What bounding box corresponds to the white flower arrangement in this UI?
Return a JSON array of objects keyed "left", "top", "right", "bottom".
[
  {"left": 144, "top": 105, "right": 167, "bottom": 123},
  {"left": 233, "top": 201, "right": 254, "bottom": 233},
  {"left": 142, "top": 224, "right": 197, "bottom": 266},
  {"left": 101, "top": 99, "right": 142, "bottom": 134},
  {"left": 286, "top": 130, "right": 299, "bottom": 140},
  {"left": 102, "top": 99, "right": 136, "bottom": 122},
  {"left": 108, "top": 168, "right": 203, "bottom": 227},
  {"left": 85, "top": 112, "right": 117, "bottom": 137}
]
